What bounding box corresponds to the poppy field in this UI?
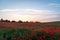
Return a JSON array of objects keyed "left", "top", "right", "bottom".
[{"left": 0, "top": 22, "right": 60, "bottom": 40}]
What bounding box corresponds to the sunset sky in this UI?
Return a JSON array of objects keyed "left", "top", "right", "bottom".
[{"left": 0, "top": 0, "right": 60, "bottom": 22}]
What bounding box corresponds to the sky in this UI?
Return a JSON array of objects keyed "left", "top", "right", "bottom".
[{"left": 0, "top": 0, "right": 60, "bottom": 22}]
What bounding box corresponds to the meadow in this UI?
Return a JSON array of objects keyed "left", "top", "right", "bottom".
[{"left": 0, "top": 22, "right": 60, "bottom": 40}]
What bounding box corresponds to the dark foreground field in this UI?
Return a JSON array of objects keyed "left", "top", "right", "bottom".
[{"left": 0, "top": 22, "right": 60, "bottom": 40}]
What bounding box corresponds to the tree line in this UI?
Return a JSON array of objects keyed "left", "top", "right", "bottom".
[{"left": 0, "top": 18, "right": 40, "bottom": 23}]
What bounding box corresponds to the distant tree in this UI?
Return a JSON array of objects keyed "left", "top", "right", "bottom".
[
  {"left": 18, "top": 20, "right": 23, "bottom": 23},
  {"left": 25, "top": 21, "right": 29, "bottom": 23},
  {"left": 4, "top": 19, "right": 10, "bottom": 22},
  {"left": 11, "top": 20, "right": 16, "bottom": 22},
  {"left": 35, "top": 21, "right": 40, "bottom": 23},
  {"left": 0, "top": 18, "right": 10, "bottom": 22},
  {"left": 0, "top": 18, "right": 4, "bottom": 22}
]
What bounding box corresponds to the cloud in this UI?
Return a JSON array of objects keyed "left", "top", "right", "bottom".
[
  {"left": 48, "top": 3, "right": 60, "bottom": 7},
  {"left": 0, "top": 9, "right": 54, "bottom": 15},
  {"left": 0, "top": 9, "right": 60, "bottom": 22},
  {"left": 0, "top": 9, "right": 19, "bottom": 12}
]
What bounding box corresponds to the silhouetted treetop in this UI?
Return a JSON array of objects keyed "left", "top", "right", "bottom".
[{"left": 18, "top": 20, "right": 23, "bottom": 23}]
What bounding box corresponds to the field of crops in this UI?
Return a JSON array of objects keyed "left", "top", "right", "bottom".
[{"left": 0, "top": 22, "right": 60, "bottom": 40}]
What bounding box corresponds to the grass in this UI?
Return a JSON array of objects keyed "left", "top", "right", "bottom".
[{"left": 0, "top": 26, "right": 60, "bottom": 40}]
